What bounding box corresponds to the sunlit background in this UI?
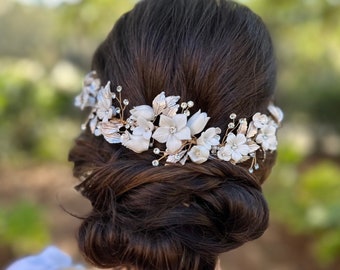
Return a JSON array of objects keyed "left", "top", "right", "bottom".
[{"left": 0, "top": 0, "right": 339, "bottom": 269}]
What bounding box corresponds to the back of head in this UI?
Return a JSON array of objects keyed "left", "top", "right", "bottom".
[{"left": 69, "top": 0, "right": 277, "bottom": 269}]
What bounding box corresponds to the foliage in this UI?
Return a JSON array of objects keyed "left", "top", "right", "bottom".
[
  {"left": 266, "top": 146, "right": 340, "bottom": 265},
  {"left": 0, "top": 58, "right": 81, "bottom": 163},
  {"left": 0, "top": 201, "right": 50, "bottom": 255}
]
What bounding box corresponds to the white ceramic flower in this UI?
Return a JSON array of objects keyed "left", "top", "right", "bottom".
[
  {"left": 96, "top": 82, "right": 116, "bottom": 122},
  {"left": 121, "top": 131, "right": 150, "bottom": 153},
  {"left": 74, "top": 92, "right": 96, "bottom": 110},
  {"left": 252, "top": 112, "right": 269, "bottom": 129},
  {"left": 268, "top": 103, "right": 284, "bottom": 123},
  {"left": 83, "top": 71, "right": 100, "bottom": 96},
  {"left": 256, "top": 125, "right": 277, "bottom": 151},
  {"left": 99, "top": 120, "right": 123, "bottom": 144},
  {"left": 132, "top": 116, "right": 154, "bottom": 140},
  {"left": 217, "top": 133, "right": 250, "bottom": 163},
  {"left": 196, "top": 127, "right": 221, "bottom": 150},
  {"left": 152, "top": 92, "right": 166, "bottom": 114},
  {"left": 75, "top": 72, "right": 100, "bottom": 110},
  {"left": 188, "top": 145, "right": 210, "bottom": 164},
  {"left": 187, "top": 110, "right": 210, "bottom": 135},
  {"left": 163, "top": 95, "right": 180, "bottom": 117},
  {"left": 152, "top": 92, "right": 180, "bottom": 116},
  {"left": 130, "top": 105, "right": 155, "bottom": 121},
  {"left": 152, "top": 114, "right": 191, "bottom": 153}
]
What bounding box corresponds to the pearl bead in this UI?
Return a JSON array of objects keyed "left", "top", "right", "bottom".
[
  {"left": 187, "top": 101, "right": 194, "bottom": 108},
  {"left": 181, "top": 102, "right": 187, "bottom": 109},
  {"left": 228, "top": 123, "right": 235, "bottom": 129}
]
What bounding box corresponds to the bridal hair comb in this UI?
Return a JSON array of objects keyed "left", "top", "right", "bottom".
[{"left": 75, "top": 71, "right": 283, "bottom": 173}]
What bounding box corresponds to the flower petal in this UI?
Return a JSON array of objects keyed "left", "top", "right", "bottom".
[
  {"left": 173, "top": 114, "right": 188, "bottom": 131},
  {"left": 130, "top": 105, "right": 154, "bottom": 121},
  {"left": 231, "top": 151, "right": 242, "bottom": 163},
  {"left": 226, "top": 133, "right": 236, "bottom": 145},
  {"left": 217, "top": 146, "right": 231, "bottom": 161},
  {"left": 187, "top": 110, "right": 210, "bottom": 135},
  {"left": 268, "top": 103, "right": 284, "bottom": 123},
  {"left": 166, "top": 135, "right": 182, "bottom": 153},
  {"left": 248, "top": 141, "right": 260, "bottom": 153},
  {"left": 188, "top": 145, "right": 210, "bottom": 164},
  {"left": 235, "top": 133, "right": 247, "bottom": 145},
  {"left": 237, "top": 118, "right": 248, "bottom": 134},
  {"left": 237, "top": 144, "right": 250, "bottom": 155},
  {"left": 165, "top": 95, "right": 180, "bottom": 107},
  {"left": 152, "top": 127, "right": 170, "bottom": 143},
  {"left": 103, "top": 133, "right": 121, "bottom": 144},
  {"left": 121, "top": 132, "right": 150, "bottom": 153},
  {"left": 159, "top": 114, "right": 174, "bottom": 128},
  {"left": 246, "top": 121, "right": 258, "bottom": 138},
  {"left": 174, "top": 127, "right": 191, "bottom": 140},
  {"left": 152, "top": 92, "right": 167, "bottom": 115}
]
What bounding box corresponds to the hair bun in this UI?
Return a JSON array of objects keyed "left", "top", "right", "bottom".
[{"left": 74, "top": 153, "right": 268, "bottom": 269}]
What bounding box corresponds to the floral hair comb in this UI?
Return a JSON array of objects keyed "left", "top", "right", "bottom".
[{"left": 75, "top": 71, "right": 283, "bottom": 173}]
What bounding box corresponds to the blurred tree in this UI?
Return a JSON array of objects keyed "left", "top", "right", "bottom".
[{"left": 242, "top": 0, "right": 340, "bottom": 135}]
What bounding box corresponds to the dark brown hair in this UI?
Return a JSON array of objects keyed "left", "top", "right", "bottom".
[{"left": 69, "top": 0, "right": 277, "bottom": 269}]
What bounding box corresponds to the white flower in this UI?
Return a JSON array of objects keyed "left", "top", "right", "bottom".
[
  {"left": 252, "top": 112, "right": 269, "bottom": 129},
  {"left": 96, "top": 82, "right": 116, "bottom": 122},
  {"left": 217, "top": 133, "right": 250, "bottom": 163},
  {"left": 83, "top": 71, "right": 100, "bottom": 95},
  {"left": 152, "top": 92, "right": 180, "bottom": 116},
  {"left": 74, "top": 92, "right": 96, "bottom": 110},
  {"left": 268, "top": 103, "right": 284, "bottom": 123},
  {"left": 163, "top": 96, "right": 180, "bottom": 117},
  {"left": 130, "top": 105, "right": 155, "bottom": 121},
  {"left": 121, "top": 131, "right": 150, "bottom": 153},
  {"left": 6, "top": 246, "right": 85, "bottom": 270},
  {"left": 74, "top": 71, "right": 100, "bottom": 110},
  {"left": 196, "top": 127, "right": 221, "bottom": 150},
  {"left": 132, "top": 116, "right": 154, "bottom": 139},
  {"left": 95, "top": 120, "right": 123, "bottom": 143},
  {"left": 152, "top": 114, "right": 191, "bottom": 153},
  {"left": 256, "top": 125, "right": 277, "bottom": 151},
  {"left": 187, "top": 110, "right": 210, "bottom": 135},
  {"left": 188, "top": 145, "right": 210, "bottom": 164}
]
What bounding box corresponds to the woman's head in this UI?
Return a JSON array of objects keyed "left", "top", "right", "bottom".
[{"left": 69, "top": 0, "right": 279, "bottom": 269}]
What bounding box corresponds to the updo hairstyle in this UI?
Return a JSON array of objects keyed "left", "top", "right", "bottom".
[{"left": 69, "top": 0, "right": 277, "bottom": 269}]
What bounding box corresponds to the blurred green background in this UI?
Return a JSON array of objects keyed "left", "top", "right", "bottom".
[{"left": 0, "top": 0, "right": 339, "bottom": 269}]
